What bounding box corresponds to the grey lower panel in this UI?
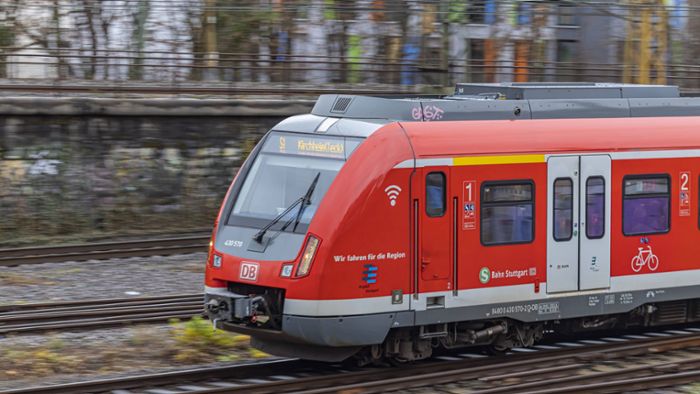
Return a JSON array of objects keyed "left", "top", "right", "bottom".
[
  {"left": 216, "top": 311, "right": 410, "bottom": 347},
  {"left": 215, "top": 285, "right": 700, "bottom": 353},
  {"left": 251, "top": 337, "right": 360, "bottom": 362},
  {"left": 415, "top": 285, "right": 700, "bottom": 325},
  {"left": 282, "top": 311, "right": 408, "bottom": 347}
]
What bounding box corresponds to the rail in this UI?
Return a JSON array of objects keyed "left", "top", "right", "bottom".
[
  {"left": 3, "top": 326, "right": 700, "bottom": 394},
  {"left": 0, "top": 294, "right": 204, "bottom": 335},
  {"left": 0, "top": 235, "right": 210, "bottom": 266}
]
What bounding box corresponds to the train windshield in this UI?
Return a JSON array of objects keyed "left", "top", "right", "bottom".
[{"left": 228, "top": 132, "right": 360, "bottom": 233}]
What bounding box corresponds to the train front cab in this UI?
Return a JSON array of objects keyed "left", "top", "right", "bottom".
[{"left": 203, "top": 121, "right": 418, "bottom": 361}]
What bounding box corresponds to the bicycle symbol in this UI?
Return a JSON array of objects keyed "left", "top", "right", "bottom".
[{"left": 631, "top": 245, "right": 659, "bottom": 272}]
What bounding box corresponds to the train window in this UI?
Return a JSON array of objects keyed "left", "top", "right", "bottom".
[
  {"left": 586, "top": 177, "right": 605, "bottom": 239},
  {"left": 481, "top": 181, "right": 534, "bottom": 246},
  {"left": 426, "top": 172, "right": 446, "bottom": 217},
  {"left": 623, "top": 175, "right": 670, "bottom": 236},
  {"left": 553, "top": 178, "right": 573, "bottom": 241}
]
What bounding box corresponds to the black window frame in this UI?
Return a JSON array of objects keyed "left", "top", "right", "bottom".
[
  {"left": 552, "top": 177, "right": 574, "bottom": 242},
  {"left": 425, "top": 171, "right": 446, "bottom": 218},
  {"left": 480, "top": 179, "right": 536, "bottom": 246},
  {"left": 585, "top": 176, "right": 606, "bottom": 240},
  {"left": 622, "top": 174, "right": 671, "bottom": 236}
]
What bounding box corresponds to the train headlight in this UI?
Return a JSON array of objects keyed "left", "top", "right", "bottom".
[{"left": 296, "top": 235, "right": 320, "bottom": 277}]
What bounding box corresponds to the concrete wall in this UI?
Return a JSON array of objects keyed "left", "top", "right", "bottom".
[{"left": 0, "top": 98, "right": 314, "bottom": 246}]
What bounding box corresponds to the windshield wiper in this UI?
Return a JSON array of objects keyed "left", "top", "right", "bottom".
[
  {"left": 252, "top": 172, "right": 321, "bottom": 244},
  {"left": 292, "top": 172, "right": 320, "bottom": 232}
]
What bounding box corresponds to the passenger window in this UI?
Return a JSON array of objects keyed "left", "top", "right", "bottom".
[
  {"left": 426, "top": 172, "right": 446, "bottom": 217},
  {"left": 553, "top": 178, "right": 573, "bottom": 241},
  {"left": 623, "top": 176, "right": 670, "bottom": 235},
  {"left": 586, "top": 177, "right": 605, "bottom": 239},
  {"left": 481, "top": 181, "right": 534, "bottom": 245}
]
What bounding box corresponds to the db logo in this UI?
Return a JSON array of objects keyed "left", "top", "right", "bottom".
[{"left": 239, "top": 262, "right": 259, "bottom": 281}]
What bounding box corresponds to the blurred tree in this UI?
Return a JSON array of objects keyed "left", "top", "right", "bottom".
[
  {"left": 685, "top": 0, "right": 700, "bottom": 89},
  {"left": 215, "top": 0, "right": 268, "bottom": 82},
  {"left": 0, "top": 1, "right": 19, "bottom": 79},
  {"left": 129, "top": 0, "right": 150, "bottom": 81},
  {"left": 181, "top": 1, "right": 205, "bottom": 81}
]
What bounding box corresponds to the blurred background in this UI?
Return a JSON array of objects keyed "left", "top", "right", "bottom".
[
  {"left": 0, "top": 0, "right": 695, "bottom": 247},
  {"left": 0, "top": 0, "right": 694, "bottom": 85}
]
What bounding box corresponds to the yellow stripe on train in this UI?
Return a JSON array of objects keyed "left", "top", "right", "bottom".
[{"left": 452, "top": 154, "right": 545, "bottom": 166}]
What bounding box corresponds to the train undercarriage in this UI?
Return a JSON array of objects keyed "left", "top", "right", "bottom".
[{"left": 353, "top": 297, "right": 700, "bottom": 366}]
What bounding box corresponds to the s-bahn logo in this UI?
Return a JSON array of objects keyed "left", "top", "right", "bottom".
[
  {"left": 239, "top": 262, "right": 260, "bottom": 282},
  {"left": 479, "top": 267, "right": 491, "bottom": 284},
  {"left": 384, "top": 185, "right": 402, "bottom": 207}
]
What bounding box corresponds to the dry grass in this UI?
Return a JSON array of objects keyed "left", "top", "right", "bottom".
[
  {"left": 0, "top": 318, "right": 270, "bottom": 383},
  {"left": 0, "top": 272, "right": 55, "bottom": 286}
]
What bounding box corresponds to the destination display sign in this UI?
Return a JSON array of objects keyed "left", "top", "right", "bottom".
[{"left": 264, "top": 133, "right": 353, "bottom": 159}]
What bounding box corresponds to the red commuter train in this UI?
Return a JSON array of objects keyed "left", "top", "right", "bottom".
[{"left": 204, "top": 83, "right": 700, "bottom": 363}]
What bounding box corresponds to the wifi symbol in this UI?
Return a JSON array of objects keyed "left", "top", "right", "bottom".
[{"left": 384, "top": 185, "right": 402, "bottom": 207}]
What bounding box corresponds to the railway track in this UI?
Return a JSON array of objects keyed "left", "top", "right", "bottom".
[
  {"left": 0, "top": 235, "right": 210, "bottom": 266},
  {"left": 3, "top": 326, "right": 700, "bottom": 393},
  {"left": 0, "top": 294, "right": 203, "bottom": 335}
]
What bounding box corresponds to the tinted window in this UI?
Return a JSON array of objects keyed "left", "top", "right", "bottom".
[
  {"left": 553, "top": 178, "right": 573, "bottom": 241},
  {"left": 624, "top": 178, "right": 668, "bottom": 195},
  {"left": 623, "top": 176, "right": 670, "bottom": 235},
  {"left": 481, "top": 181, "right": 534, "bottom": 245},
  {"left": 482, "top": 183, "right": 532, "bottom": 202},
  {"left": 586, "top": 177, "right": 605, "bottom": 239},
  {"left": 426, "top": 172, "right": 446, "bottom": 217}
]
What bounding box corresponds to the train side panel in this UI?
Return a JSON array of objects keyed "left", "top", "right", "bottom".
[{"left": 610, "top": 156, "right": 700, "bottom": 284}]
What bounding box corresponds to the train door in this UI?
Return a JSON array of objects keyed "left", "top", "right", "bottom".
[
  {"left": 546, "top": 155, "right": 611, "bottom": 293},
  {"left": 579, "top": 155, "right": 611, "bottom": 290},
  {"left": 414, "top": 167, "right": 453, "bottom": 296}
]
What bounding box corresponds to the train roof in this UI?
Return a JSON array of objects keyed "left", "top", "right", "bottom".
[
  {"left": 401, "top": 116, "right": 700, "bottom": 158},
  {"left": 273, "top": 83, "right": 700, "bottom": 141},
  {"left": 310, "top": 83, "right": 699, "bottom": 122}
]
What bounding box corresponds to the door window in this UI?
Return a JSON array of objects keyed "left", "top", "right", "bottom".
[
  {"left": 586, "top": 177, "right": 605, "bottom": 239},
  {"left": 553, "top": 178, "right": 573, "bottom": 241},
  {"left": 426, "top": 172, "right": 446, "bottom": 217}
]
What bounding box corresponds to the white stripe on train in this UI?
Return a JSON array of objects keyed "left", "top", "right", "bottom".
[{"left": 202, "top": 268, "right": 700, "bottom": 317}]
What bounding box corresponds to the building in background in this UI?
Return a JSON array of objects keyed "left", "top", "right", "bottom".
[{"left": 0, "top": 0, "right": 692, "bottom": 87}]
